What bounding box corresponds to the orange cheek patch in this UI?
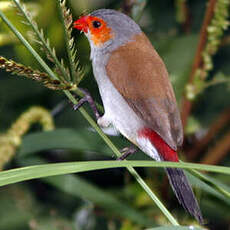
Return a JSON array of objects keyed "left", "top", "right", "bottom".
[
  {"left": 87, "top": 16, "right": 114, "bottom": 46},
  {"left": 90, "top": 26, "right": 114, "bottom": 46}
]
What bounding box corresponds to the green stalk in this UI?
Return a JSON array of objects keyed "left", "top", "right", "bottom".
[
  {"left": 0, "top": 9, "right": 179, "bottom": 225},
  {"left": 1, "top": 160, "right": 230, "bottom": 186}
]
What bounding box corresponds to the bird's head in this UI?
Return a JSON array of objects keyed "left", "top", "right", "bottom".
[{"left": 73, "top": 9, "right": 141, "bottom": 52}]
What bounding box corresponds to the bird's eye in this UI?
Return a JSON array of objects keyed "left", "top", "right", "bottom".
[{"left": 92, "top": 20, "right": 101, "bottom": 28}]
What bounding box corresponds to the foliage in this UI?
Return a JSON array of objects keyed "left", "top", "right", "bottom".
[{"left": 0, "top": 0, "right": 230, "bottom": 229}]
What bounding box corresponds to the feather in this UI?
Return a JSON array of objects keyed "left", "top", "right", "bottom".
[
  {"left": 106, "top": 32, "right": 183, "bottom": 150},
  {"left": 165, "top": 167, "right": 204, "bottom": 224}
]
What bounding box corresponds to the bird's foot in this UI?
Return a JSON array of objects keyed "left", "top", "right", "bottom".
[
  {"left": 117, "top": 146, "right": 137, "bottom": 161},
  {"left": 72, "top": 88, "right": 100, "bottom": 120}
]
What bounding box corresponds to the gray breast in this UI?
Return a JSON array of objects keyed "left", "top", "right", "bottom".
[{"left": 91, "top": 54, "right": 145, "bottom": 141}]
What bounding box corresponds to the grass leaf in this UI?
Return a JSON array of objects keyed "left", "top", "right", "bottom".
[{"left": 1, "top": 161, "right": 230, "bottom": 188}]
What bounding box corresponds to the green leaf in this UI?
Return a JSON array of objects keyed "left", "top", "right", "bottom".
[
  {"left": 17, "top": 129, "right": 230, "bottom": 201},
  {"left": 1, "top": 161, "right": 230, "bottom": 187},
  {"left": 17, "top": 128, "right": 112, "bottom": 157}
]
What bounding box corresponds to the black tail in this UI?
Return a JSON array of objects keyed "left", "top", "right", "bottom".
[{"left": 165, "top": 167, "right": 203, "bottom": 224}]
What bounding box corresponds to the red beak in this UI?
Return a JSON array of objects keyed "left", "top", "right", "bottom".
[{"left": 73, "top": 16, "right": 89, "bottom": 33}]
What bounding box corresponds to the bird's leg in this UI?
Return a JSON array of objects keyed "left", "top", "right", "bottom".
[
  {"left": 73, "top": 88, "right": 119, "bottom": 136},
  {"left": 73, "top": 88, "right": 100, "bottom": 120},
  {"left": 73, "top": 90, "right": 136, "bottom": 159},
  {"left": 117, "top": 145, "right": 137, "bottom": 161}
]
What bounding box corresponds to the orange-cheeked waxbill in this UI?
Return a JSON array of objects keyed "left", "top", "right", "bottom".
[{"left": 74, "top": 9, "right": 203, "bottom": 223}]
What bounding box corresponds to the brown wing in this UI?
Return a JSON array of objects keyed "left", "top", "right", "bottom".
[{"left": 106, "top": 33, "right": 183, "bottom": 150}]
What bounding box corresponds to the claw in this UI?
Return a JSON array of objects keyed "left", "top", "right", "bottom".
[
  {"left": 72, "top": 88, "right": 101, "bottom": 120},
  {"left": 117, "top": 146, "right": 137, "bottom": 161}
]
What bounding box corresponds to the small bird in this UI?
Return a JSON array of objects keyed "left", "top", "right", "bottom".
[{"left": 74, "top": 9, "right": 203, "bottom": 223}]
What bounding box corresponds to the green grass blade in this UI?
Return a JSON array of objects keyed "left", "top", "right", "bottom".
[
  {"left": 17, "top": 128, "right": 230, "bottom": 200},
  {"left": 1, "top": 161, "right": 230, "bottom": 187},
  {"left": 17, "top": 128, "right": 230, "bottom": 201},
  {"left": 17, "top": 129, "right": 113, "bottom": 157},
  {"left": 1, "top": 160, "right": 229, "bottom": 225}
]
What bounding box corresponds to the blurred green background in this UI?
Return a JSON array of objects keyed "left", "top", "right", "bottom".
[{"left": 0, "top": 0, "right": 230, "bottom": 229}]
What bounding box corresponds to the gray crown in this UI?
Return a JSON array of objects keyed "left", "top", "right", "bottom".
[{"left": 90, "top": 9, "right": 142, "bottom": 51}]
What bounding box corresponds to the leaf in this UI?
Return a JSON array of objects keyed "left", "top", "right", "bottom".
[
  {"left": 17, "top": 128, "right": 113, "bottom": 157},
  {"left": 17, "top": 128, "right": 230, "bottom": 201},
  {"left": 1, "top": 161, "right": 230, "bottom": 187}
]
